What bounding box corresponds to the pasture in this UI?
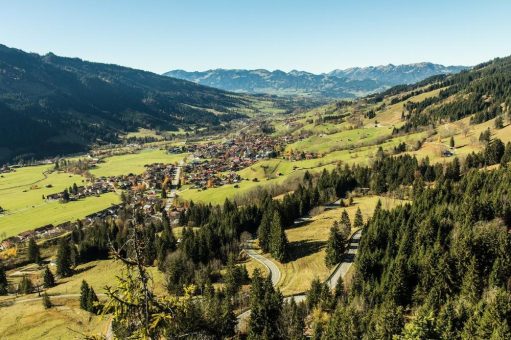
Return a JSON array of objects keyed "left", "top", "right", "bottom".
[{"left": 276, "top": 195, "right": 407, "bottom": 295}]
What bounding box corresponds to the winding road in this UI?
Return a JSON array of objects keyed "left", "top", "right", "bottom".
[{"left": 237, "top": 227, "right": 363, "bottom": 326}]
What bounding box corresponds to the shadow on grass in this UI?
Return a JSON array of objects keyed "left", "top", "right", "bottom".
[
  {"left": 72, "top": 264, "right": 96, "bottom": 275},
  {"left": 286, "top": 239, "right": 325, "bottom": 262},
  {"left": 285, "top": 218, "right": 313, "bottom": 231}
]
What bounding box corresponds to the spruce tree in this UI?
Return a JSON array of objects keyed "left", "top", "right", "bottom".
[
  {"left": 340, "top": 209, "right": 351, "bottom": 237},
  {"left": 460, "top": 257, "right": 482, "bottom": 304},
  {"left": 42, "top": 292, "right": 52, "bottom": 309},
  {"left": 325, "top": 222, "right": 344, "bottom": 268},
  {"left": 248, "top": 274, "right": 283, "bottom": 339},
  {"left": 449, "top": 136, "right": 455, "bottom": 148},
  {"left": 224, "top": 255, "right": 242, "bottom": 298},
  {"left": 495, "top": 115, "right": 504, "bottom": 129},
  {"left": 27, "top": 238, "right": 41, "bottom": 264},
  {"left": 269, "top": 211, "right": 288, "bottom": 262},
  {"left": 27, "top": 238, "right": 41, "bottom": 265},
  {"left": 354, "top": 207, "right": 364, "bottom": 229},
  {"left": 80, "top": 280, "right": 90, "bottom": 310},
  {"left": 0, "top": 266, "right": 8, "bottom": 295},
  {"left": 43, "top": 266, "right": 55, "bottom": 288},
  {"left": 87, "top": 287, "right": 99, "bottom": 314},
  {"left": 56, "top": 239, "right": 73, "bottom": 277},
  {"left": 258, "top": 210, "right": 272, "bottom": 253},
  {"left": 334, "top": 276, "right": 345, "bottom": 303},
  {"left": 18, "top": 275, "right": 33, "bottom": 294}
]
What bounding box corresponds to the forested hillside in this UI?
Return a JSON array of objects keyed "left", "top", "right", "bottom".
[
  {"left": 376, "top": 56, "right": 511, "bottom": 134},
  {"left": 0, "top": 44, "right": 249, "bottom": 163}
]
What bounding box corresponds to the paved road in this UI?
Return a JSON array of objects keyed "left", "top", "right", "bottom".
[
  {"left": 325, "top": 229, "right": 362, "bottom": 289},
  {"left": 238, "top": 228, "right": 363, "bottom": 327},
  {"left": 285, "top": 228, "right": 362, "bottom": 304},
  {"left": 245, "top": 241, "right": 281, "bottom": 286}
]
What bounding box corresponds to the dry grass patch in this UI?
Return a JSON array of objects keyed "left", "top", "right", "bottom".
[{"left": 276, "top": 195, "right": 407, "bottom": 295}]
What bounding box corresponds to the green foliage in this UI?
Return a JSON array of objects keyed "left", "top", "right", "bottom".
[
  {"left": 354, "top": 207, "right": 364, "bottom": 228},
  {"left": 0, "top": 266, "right": 8, "bottom": 295},
  {"left": 0, "top": 44, "right": 250, "bottom": 163},
  {"left": 43, "top": 266, "right": 55, "bottom": 288},
  {"left": 270, "top": 211, "right": 288, "bottom": 262},
  {"left": 27, "top": 238, "right": 41, "bottom": 264},
  {"left": 347, "top": 166, "right": 511, "bottom": 337},
  {"left": 56, "top": 238, "right": 73, "bottom": 277},
  {"left": 325, "top": 221, "right": 346, "bottom": 268},
  {"left": 495, "top": 115, "right": 504, "bottom": 129},
  {"left": 18, "top": 275, "right": 33, "bottom": 294},
  {"left": 248, "top": 269, "right": 284, "bottom": 340}
]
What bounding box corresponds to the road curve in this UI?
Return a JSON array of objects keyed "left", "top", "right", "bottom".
[
  {"left": 237, "top": 228, "right": 363, "bottom": 326},
  {"left": 245, "top": 244, "right": 281, "bottom": 286}
]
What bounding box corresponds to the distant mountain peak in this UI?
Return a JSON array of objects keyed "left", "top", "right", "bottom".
[{"left": 164, "top": 63, "right": 467, "bottom": 98}]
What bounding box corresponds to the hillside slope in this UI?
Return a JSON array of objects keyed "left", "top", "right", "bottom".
[
  {"left": 0, "top": 44, "right": 248, "bottom": 163},
  {"left": 164, "top": 63, "right": 466, "bottom": 98}
]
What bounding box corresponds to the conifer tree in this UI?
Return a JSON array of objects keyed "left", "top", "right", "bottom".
[
  {"left": 18, "top": 275, "right": 33, "bottom": 294},
  {"left": 258, "top": 210, "right": 272, "bottom": 253},
  {"left": 325, "top": 222, "right": 345, "bottom": 268},
  {"left": 495, "top": 115, "right": 504, "bottom": 129},
  {"left": 354, "top": 207, "right": 364, "bottom": 229},
  {"left": 27, "top": 238, "right": 41, "bottom": 264},
  {"left": 87, "top": 286, "right": 99, "bottom": 314},
  {"left": 42, "top": 292, "right": 52, "bottom": 309},
  {"left": 248, "top": 272, "right": 283, "bottom": 339},
  {"left": 460, "top": 257, "right": 482, "bottom": 304},
  {"left": 450, "top": 136, "right": 455, "bottom": 148},
  {"left": 56, "top": 239, "right": 73, "bottom": 277},
  {"left": 80, "top": 280, "right": 90, "bottom": 310},
  {"left": 43, "top": 266, "right": 55, "bottom": 288},
  {"left": 0, "top": 266, "right": 8, "bottom": 295},
  {"left": 334, "top": 276, "right": 345, "bottom": 303},
  {"left": 269, "top": 211, "right": 288, "bottom": 262},
  {"left": 340, "top": 209, "right": 351, "bottom": 237}
]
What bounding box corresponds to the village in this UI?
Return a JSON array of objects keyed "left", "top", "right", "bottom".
[
  {"left": 170, "top": 133, "right": 318, "bottom": 189},
  {"left": 0, "top": 131, "right": 321, "bottom": 251},
  {"left": 0, "top": 162, "right": 182, "bottom": 251}
]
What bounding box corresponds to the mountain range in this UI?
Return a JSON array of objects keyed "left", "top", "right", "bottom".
[
  {"left": 165, "top": 63, "right": 467, "bottom": 98},
  {"left": 0, "top": 44, "right": 252, "bottom": 163}
]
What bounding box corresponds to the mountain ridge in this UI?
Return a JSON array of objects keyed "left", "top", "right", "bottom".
[
  {"left": 164, "top": 63, "right": 467, "bottom": 98},
  {"left": 0, "top": 44, "right": 249, "bottom": 163}
]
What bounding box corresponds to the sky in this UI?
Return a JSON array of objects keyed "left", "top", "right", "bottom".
[{"left": 1, "top": 0, "right": 510, "bottom": 74}]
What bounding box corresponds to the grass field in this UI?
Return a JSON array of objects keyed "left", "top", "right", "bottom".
[
  {"left": 0, "top": 258, "right": 167, "bottom": 339},
  {"left": 285, "top": 126, "right": 393, "bottom": 154},
  {"left": 0, "top": 165, "right": 110, "bottom": 238},
  {"left": 0, "top": 149, "right": 187, "bottom": 239},
  {"left": 0, "top": 298, "right": 108, "bottom": 340},
  {"left": 275, "top": 195, "right": 407, "bottom": 295},
  {"left": 374, "top": 87, "right": 445, "bottom": 126},
  {"left": 90, "top": 149, "right": 188, "bottom": 177},
  {"left": 0, "top": 192, "right": 121, "bottom": 239}
]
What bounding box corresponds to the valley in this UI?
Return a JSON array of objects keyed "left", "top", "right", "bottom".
[{"left": 1, "top": 42, "right": 511, "bottom": 339}]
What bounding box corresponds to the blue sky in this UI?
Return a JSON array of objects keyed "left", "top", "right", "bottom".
[{"left": 1, "top": 0, "right": 510, "bottom": 74}]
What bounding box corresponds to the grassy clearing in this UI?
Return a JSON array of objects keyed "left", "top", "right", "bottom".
[
  {"left": 0, "top": 192, "right": 121, "bottom": 239},
  {"left": 0, "top": 259, "right": 167, "bottom": 339},
  {"left": 90, "top": 149, "right": 187, "bottom": 177},
  {"left": 42, "top": 259, "right": 166, "bottom": 297},
  {"left": 409, "top": 116, "right": 511, "bottom": 163},
  {"left": 275, "top": 195, "right": 407, "bottom": 295},
  {"left": 374, "top": 88, "right": 445, "bottom": 126},
  {"left": 0, "top": 298, "right": 108, "bottom": 340},
  {"left": 179, "top": 173, "right": 292, "bottom": 205},
  {"left": 286, "top": 126, "right": 393, "bottom": 154}
]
